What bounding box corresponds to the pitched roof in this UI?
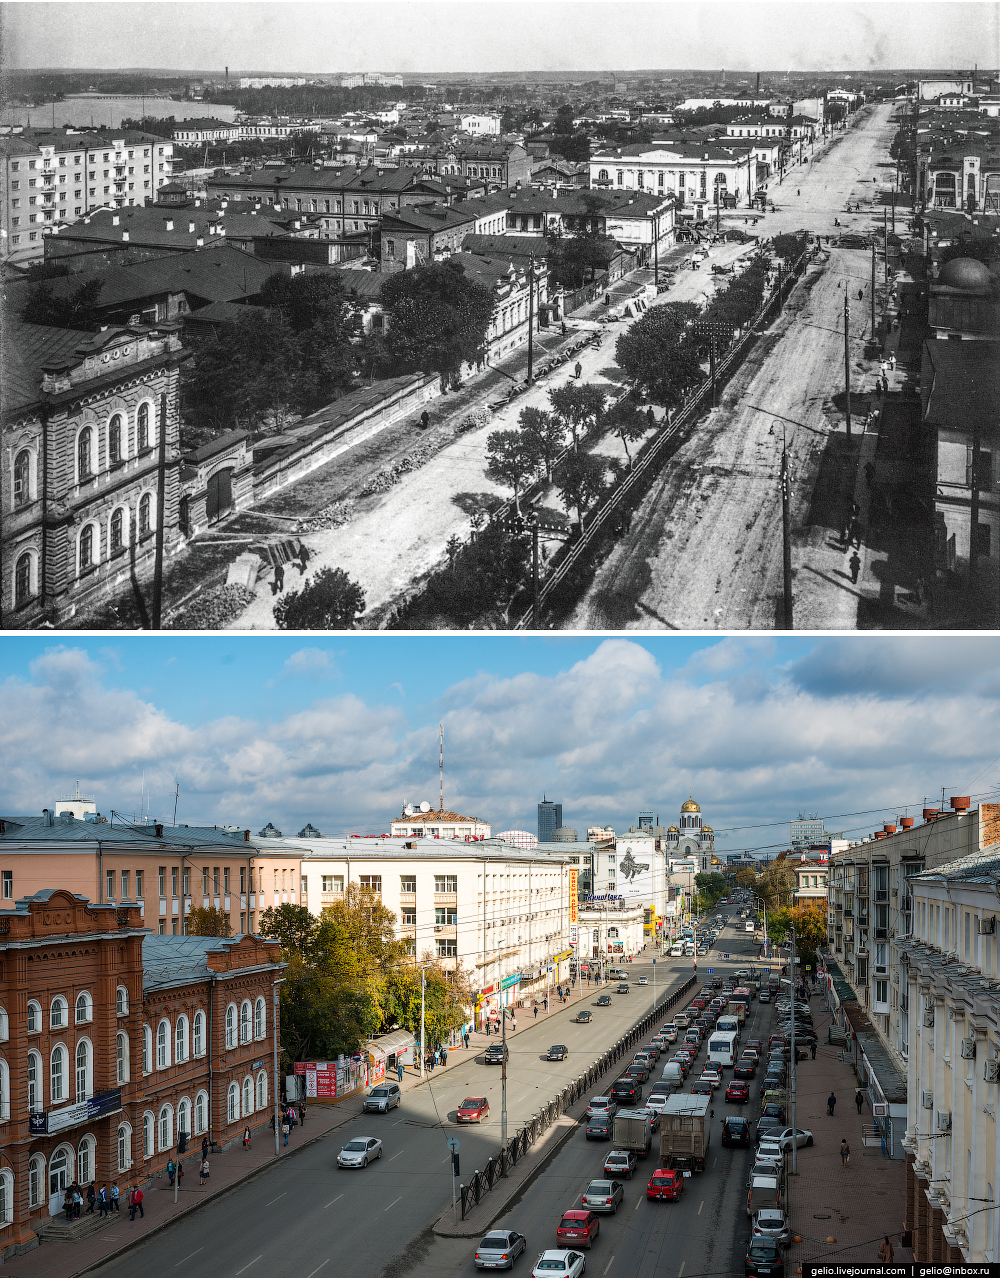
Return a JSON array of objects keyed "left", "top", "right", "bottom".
[
  {"left": 53, "top": 202, "right": 293, "bottom": 250},
  {"left": 496, "top": 187, "right": 670, "bottom": 216},
  {"left": 381, "top": 202, "right": 478, "bottom": 233},
  {"left": 140, "top": 934, "right": 280, "bottom": 991},
  {"left": 1, "top": 321, "right": 98, "bottom": 417},
  {"left": 462, "top": 233, "right": 548, "bottom": 260},
  {"left": 920, "top": 338, "right": 1000, "bottom": 437}
]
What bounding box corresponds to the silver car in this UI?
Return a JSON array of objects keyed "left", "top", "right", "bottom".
[
  {"left": 337, "top": 1135, "right": 382, "bottom": 1168},
  {"left": 475, "top": 1230, "right": 527, "bottom": 1269},
  {"left": 586, "top": 1096, "right": 618, "bottom": 1119},
  {"left": 582, "top": 1178, "right": 624, "bottom": 1213},
  {"left": 753, "top": 1208, "right": 792, "bottom": 1247},
  {"left": 363, "top": 1084, "right": 401, "bottom": 1113},
  {"left": 603, "top": 1149, "right": 637, "bottom": 1180}
]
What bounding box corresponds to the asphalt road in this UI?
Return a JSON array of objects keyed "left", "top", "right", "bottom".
[{"left": 87, "top": 948, "right": 706, "bottom": 1278}]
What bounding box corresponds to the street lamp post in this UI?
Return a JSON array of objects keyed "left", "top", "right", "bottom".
[
  {"left": 273, "top": 976, "right": 286, "bottom": 1158},
  {"left": 419, "top": 962, "right": 431, "bottom": 1078},
  {"left": 770, "top": 420, "right": 793, "bottom": 628}
]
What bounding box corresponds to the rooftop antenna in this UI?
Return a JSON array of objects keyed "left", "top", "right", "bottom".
[
  {"left": 173, "top": 782, "right": 180, "bottom": 826},
  {"left": 439, "top": 723, "right": 444, "bottom": 811},
  {"left": 140, "top": 770, "right": 145, "bottom": 823}
]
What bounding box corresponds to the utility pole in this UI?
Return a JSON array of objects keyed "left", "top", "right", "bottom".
[
  {"left": 790, "top": 925, "right": 798, "bottom": 1175},
  {"left": 420, "top": 964, "right": 428, "bottom": 1078},
  {"left": 151, "top": 391, "right": 168, "bottom": 629},
  {"left": 870, "top": 242, "right": 876, "bottom": 336},
  {"left": 883, "top": 206, "right": 889, "bottom": 284},
  {"left": 501, "top": 990, "right": 508, "bottom": 1147},
  {"left": 531, "top": 514, "right": 540, "bottom": 629},
  {"left": 970, "top": 419, "right": 982, "bottom": 603},
  {"left": 780, "top": 423, "right": 793, "bottom": 630},
  {"left": 653, "top": 212, "right": 659, "bottom": 286},
  {"left": 526, "top": 255, "right": 534, "bottom": 385},
  {"left": 273, "top": 976, "right": 286, "bottom": 1158},
  {"left": 652, "top": 956, "right": 657, "bottom": 1016},
  {"left": 844, "top": 292, "right": 852, "bottom": 439}
]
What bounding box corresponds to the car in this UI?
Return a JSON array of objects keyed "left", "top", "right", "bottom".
[
  {"left": 777, "top": 1127, "right": 814, "bottom": 1149},
  {"left": 761, "top": 1102, "right": 787, "bottom": 1122},
  {"left": 722, "top": 1116, "right": 751, "bottom": 1147},
  {"left": 697, "top": 947, "right": 708, "bottom": 956},
  {"left": 586, "top": 1113, "right": 613, "bottom": 1140},
  {"left": 611, "top": 1078, "right": 642, "bottom": 1106},
  {"left": 700, "top": 1067, "right": 722, "bottom": 1087},
  {"left": 744, "top": 1237, "right": 785, "bottom": 1278},
  {"left": 531, "top": 1250, "right": 587, "bottom": 1278},
  {"left": 674, "top": 1013, "right": 691, "bottom": 1029},
  {"left": 726, "top": 1081, "right": 750, "bottom": 1104},
  {"left": 756, "top": 1143, "right": 784, "bottom": 1167},
  {"left": 548, "top": 1045, "right": 569, "bottom": 1062},
  {"left": 597, "top": 995, "right": 612, "bottom": 1007},
  {"left": 643, "top": 1042, "right": 661, "bottom": 1060},
  {"left": 627, "top": 1062, "right": 650, "bottom": 1083},
  {"left": 586, "top": 1096, "right": 618, "bottom": 1119},
  {"left": 575, "top": 1011, "right": 593, "bottom": 1024},
  {"left": 758, "top": 991, "right": 771, "bottom": 1003},
  {"left": 582, "top": 1179, "right": 624, "bottom": 1213},
  {"left": 733, "top": 1060, "right": 757, "bottom": 1080},
  {"left": 662, "top": 1026, "right": 678, "bottom": 1043},
  {"left": 755, "top": 1120, "right": 786, "bottom": 1146},
  {"left": 485, "top": 1043, "right": 509, "bottom": 1065},
  {"left": 753, "top": 1209, "right": 792, "bottom": 1248},
  {"left": 645, "top": 1092, "right": 670, "bottom": 1118},
  {"left": 746, "top": 1040, "right": 763, "bottom": 1053},
  {"left": 638, "top": 976, "right": 649, "bottom": 985},
  {"left": 457, "top": 1097, "right": 490, "bottom": 1123},
  {"left": 647, "top": 1167, "right": 684, "bottom": 1200},
  {"left": 557, "top": 1210, "right": 600, "bottom": 1248},
  {"left": 604, "top": 1149, "right": 638, "bottom": 1180},
  {"left": 690, "top": 1079, "right": 714, "bottom": 1096},
  {"left": 363, "top": 1083, "right": 402, "bottom": 1113},
  {"left": 476, "top": 1230, "right": 527, "bottom": 1269},
  {"left": 337, "top": 1136, "right": 382, "bottom": 1168},
  {"left": 617, "top": 983, "right": 630, "bottom": 994}
]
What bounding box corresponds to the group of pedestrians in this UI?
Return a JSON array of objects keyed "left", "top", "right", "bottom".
[
  {"left": 270, "top": 1101, "right": 305, "bottom": 1146},
  {"left": 64, "top": 1180, "right": 147, "bottom": 1223}
]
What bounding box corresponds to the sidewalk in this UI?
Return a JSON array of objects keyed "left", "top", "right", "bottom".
[{"left": 787, "top": 994, "right": 912, "bottom": 1271}]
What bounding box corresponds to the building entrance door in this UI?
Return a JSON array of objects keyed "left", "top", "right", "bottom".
[
  {"left": 206, "top": 467, "right": 234, "bottom": 523},
  {"left": 48, "top": 1147, "right": 69, "bottom": 1217}
]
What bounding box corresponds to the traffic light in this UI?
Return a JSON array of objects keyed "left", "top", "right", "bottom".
[
  {"left": 177, "top": 1131, "right": 188, "bottom": 1154},
  {"left": 452, "top": 1151, "right": 460, "bottom": 1176}
]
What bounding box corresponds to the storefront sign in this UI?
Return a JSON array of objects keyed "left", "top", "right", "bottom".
[
  {"left": 36, "top": 1089, "right": 123, "bottom": 1136},
  {"left": 501, "top": 972, "right": 521, "bottom": 991},
  {"left": 569, "top": 869, "right": 578, "bottom": 924},
  {"left": 586, "top": 894, "right": 623, "bottom": 903}
]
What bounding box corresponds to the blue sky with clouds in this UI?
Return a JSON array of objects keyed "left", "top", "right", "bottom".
[{"left": 2, "top": 635, "right": 999, "bottom": 848}]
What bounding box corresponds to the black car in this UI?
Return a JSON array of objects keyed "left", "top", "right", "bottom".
[
  {"left": 745, "top": 1237, "right": 785, "bottom": 1278},
  {"left": 723, "top": 1116, "right": 751, "bottom": 1147},
  {"left": 548, "top": 1044, "right": 568, "bottom": 1061},
  {"left": 627, "top": 1062, "right": 650, "bottom": 1083},
  {"left": 611, "top": 1077, "right": 641, "bottom": 1106},
  {"left": 617, "top": 983, "right": 630, "bottom": 994},
  {"left": 585, "top": 1114, "right": 613, "bottom": 1140},
  {"left": 690, "top": 1079, "right": 715, "bottom": 1095},
  {"left": 575, "top": 1011, "right": 593, "bottom": 1024},
  {"left": 484, "top": 1043, "right": 508, "bottom": 1065},
  {"left": 734, "top": 1060, "right": 757, "bottom": 1080},
  {"left": 597, "top": 995, "right": 612, "bottom": 1007}
]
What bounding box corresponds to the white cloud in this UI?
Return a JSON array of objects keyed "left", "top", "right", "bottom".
[{"left": 279, "top": 647, "right": 339, "bottom": 681}]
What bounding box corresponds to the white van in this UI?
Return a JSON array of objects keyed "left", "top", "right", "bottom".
[
  {"left": 716, "top": 1015, "right": 740, "bottom": 1038},
  {"left": 668, "top": 943, "right": 684, "bottom": 957},
  {"left": 708, "top": 1030, "right": 738, "bottom": 1070},
  {"left": 660, "top": 1061, "right": 684, "bottom": 1089}
]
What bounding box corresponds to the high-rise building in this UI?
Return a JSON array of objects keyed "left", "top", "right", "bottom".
[
  {"left": 538, "top": 796, "right": 562, "bottom": 843},
  {"left": 790, "top": 813, "right": 825, "bottom": 850},
  {"left": 637, "top": 811, "right": 659, "bottom": 830}
]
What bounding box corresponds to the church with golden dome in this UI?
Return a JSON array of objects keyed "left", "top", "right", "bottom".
[{"left": 666, "top": 794, "right": 716, "bottom": 871}]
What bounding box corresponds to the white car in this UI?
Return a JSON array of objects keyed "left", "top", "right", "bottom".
[
  {"left": 337, "top": 1135, "right": 382, "bottom": 1168},
  {"left": 586, "top": 1096, "right": 618, "bottom": 1119},
  {"left": 532, "top": 1250, "right": 587, "bottom": 1278},
  {"left": 661, "top": 1026, "right": 678, "bottom": 1043},
  {"left": 638, "top": 976, "right": 649, "bottom": 985},
  {"left": 645, "top": 1094, "right": 668, "bottom": 1119},
  {"left": 699, "top": 1068, "right": 722, "bottom": 1089},
  {"left": 753, "top": 1208, "right": 792, "bottom": 1247},
  {"left": 777, "top": 1126, "right": 814, "bottom": 1149}
]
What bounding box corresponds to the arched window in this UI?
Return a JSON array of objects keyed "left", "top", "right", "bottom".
[
  {"left": 108, "top": 414, "right": 123, "bottom": 464},
  {"left": 175, "top": 1015, "right": 188, "bottom": 1063},
  {"left": 79, "top": 523, "right": 95, "bottom": 572},
  {"left": 27, "top": 1000, "right": 41, "bottom": 1033},
  {"left": 193, "top": 1011, "right": 205, "bottom": 1057},
  {"left": 177, "top": 1096, "right": 190, "bottom": 1142},
  {"left": 110, "top": 507, "right": 125, "bottom": 554},
  {"left": 75, "top": 992, "right": 92, "bottom": 1023},
  {"left": 0, "top": 1058, "right": 9, "bottom": 1122},
  {"left": 0, "top": 1006, "right": 7, "bottom": 1040},
  {"left": 254, "top": 997, "right": 265, "bottom": 1039},
  {"left": 194, "top": 1090, "right": 208, "bottom": 1135},
  {"left": 137, "top": 401, "right": 151, "bottom": 452},
  {"left": 15, "top": 552, "right": 33, "bottom": 607},
  {"left": 225, "top": 1004, "right": 237, "bottom": 1049},
  {"left": 77, "top": 1134, "right": 95, "bottom": 1184},
  {"left": 158, "top": 1104, "right": 173, "bottom": 1151},
  {"left": 240, "top": 1001, "right": 251, "bottom": 1044},
  {"left": 50, "top": 996, "right": 67, "bottom": 1029},
  {"left": 117, "top": 1123, "right": 132, "bottom": 1173},
  {"left": 143, "top": 1111, "right": 154, "bottom": 1159},
  {"left": 142, "top": 1023, "right": 152, "bottom": 1075},
  {"left": 157, "top": 1019, "right": 170, "bottom": 1069},
  {"left": 29, "top": 1153, "right": 45, "bottom": 1209},
  {"left": 77, "top": 426, "right": 93, "bottom": 480},
  {"left": 14, "top": 449, "right": 31, "bottom": 505},
  {"left": 116, "top": 1032, "right": 129, "bottom": 1084},
  {"left": 227, "top": 1081, "right": 239, "bottom": 1123},
  {"left": 50, "top": 1045, "right": 66, "bottom": 1102},
  {"left": 242, "top": 1075, "right": 253, "bottom": 1116},
  {"left": 27, "top": 1049, "right": 41, "bottom": 1113},
  {"left": 0, "top": 1169, "right": 13, "bottom": 1228},
  {"left": 256, "top": 1070, "right": 267, "bottom": 1111},
  {"left": 75, "top": 1038, "right": 91, "bottom": 1100},
  {"left": 139, "top": 492, "right": 152, "bottom": 536},
  {"left": 49, "top": 1146, "right": 70, "bottom": 1201},
  {"left": 117, "top": 986, "right": 129, "bottom": 1016}
]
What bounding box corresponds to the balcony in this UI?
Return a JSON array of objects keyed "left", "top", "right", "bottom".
[
  {"left": 875, "top": 928, "right": 889, "bottom": 940},
  {"left": 844, "top": 908, "right": 854, "bottom": 917},
  {"left": 875, "top": 889, "right": 889, "bottom": 902}
]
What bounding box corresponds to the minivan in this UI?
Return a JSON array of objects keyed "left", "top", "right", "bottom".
[
  {"left": 660, "top": 1062, "right": 683, "bottom": 1089},
  {"left": 747, "top": 1173, "right": 782, "bottom": 1217}
]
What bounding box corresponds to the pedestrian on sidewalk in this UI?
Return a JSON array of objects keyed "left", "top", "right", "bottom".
[
  {"left": 398, "top": 1060, "right": 405, "bottom": 1081},
  {"left": 73, "top": 1183, "right": 82, "bottom": 1218},
  {"left": 200, "top": 1157, "right": 210, "bottom": 1186},
  {"left": 828, "top": 1092, "right": 838, "bottom": 1116},
  {"left": 534, "top": 1005, "right": 539, "bottom": 1019},
  {"left": 167, "top": 1157, "right": 176, "bottom": 1186},
  {"left": 855, "top": 1088, "right": 865, "bottom": 1115},
  {"left": 544, "top": 997, "right": 549, "bottom": 1011},
  {"left": 840, "top": 1138, "right": 851, "bottom": 1168},
  {"left": 574, "top": 362, "right": 582, "bottom": 379},
  {"left": 811, "top": 1042, "right": 817, "bottom": 1060},
  {"left": 110, "top": 1181, "right": 120, "bottom": 1211},
  {"left": 439, "top": 1046, "right": 448, "bottom": 1067},
  {"left": 86, "top": 1183, "right": 96, "bottom": 1214},
  {"left": 63, "top": 1188, "right": 74, "bottom": 1222},
  {"left": 849, "top": 550, "right": 861, "bottom": 584},
  {"left": 97, "top": 1185, "right": 108, "bottom": 1218},
  {"left": 243, "top": 1124, "right": 252, "bottom": 1150},
  {"left": 299, "top": 1103, "right": 306, "bottom": 1126},
  {"left": 271, "top": 562, "right": 284, "bottom": 596},
  {"left": 201, "top": 1136, "right": 209, "bottom": 1163},
  {"left": 282, "top": 1119, "right": 290, "bottom": 1147},
  {"left": 129, "top": 1185, "right": 144, "bottom": 1220},
  {"left": 878, "top": 1237, "right": 895, "bottom": 1262},
  {"left": 889, "top": 352, "right": 896, "bottom": 371},
  {"left": 176, "top": 1164, "right": 184, "bottom": 1191},
  {"left": 464, "top": 1031, "right": 470, "bottom": 1050},
  {"left": 484, "top": 1019, "right": 491, "bottom": 1037}
]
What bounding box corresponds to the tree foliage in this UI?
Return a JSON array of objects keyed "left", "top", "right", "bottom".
[
  {"left": 614, "top": 301, "right": 702, "bottom": 406},
  {"left": 186, "top": 906, "right": 233, "bottom": 936},
  {"left": 604, "top": 397, "right": 649, "bottom": 465},
  {"left": 548, "top": 382, "right": 607, "bottom": 451},
  {"left": 694, "top": 872, "right": 729, "bottom": 909},
  {"left": 273, "top": 566, "right": 366, "bottom": 630},
  {"left": 517, "top": 406, "right": 566, "bottom": 481},
  {"left": 377, "top": 261, "right": 494, "bottom": 387},
  {"left": 556, "top": 450, "right": 607, "bottom": 530},
  {"left": 485, "top": 428, "right": 542, "bottom": 510},
  {"left": 21, "top": 277, "right": 105, "bottom": 331}
]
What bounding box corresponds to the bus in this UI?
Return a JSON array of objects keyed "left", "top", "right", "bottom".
[
  {"left": 708, "top": 1030, "right": 739, "bottom": 1070},
  {"left": 744, "top": 920, "right": 754, "bottom": 933}
]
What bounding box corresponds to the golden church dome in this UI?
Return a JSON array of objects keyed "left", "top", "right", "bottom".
[{"left": 680, "top": 797, "right": 701, "bottom": 813}]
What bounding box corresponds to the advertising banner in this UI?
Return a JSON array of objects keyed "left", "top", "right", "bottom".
[
  {"left": 36, "top": 1089, "right": 123, "bottom": 1137},
  {"left": 617, "top": 840, "right": 655, "bottom": 901},
  {"left": 569, "top": 869, "right": 578, "bottom": 924}
]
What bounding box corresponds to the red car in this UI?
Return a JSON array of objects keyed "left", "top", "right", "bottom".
[
  {"left": 457, "top": 1096, "right": 489, "bottom": 1123},
  {"left": 557, "top": 1210, "right": 600, "bottom": 1247},
  {"left": 726, "top": 1081, "right": 750, "bottom": 1104},
  {"left": 647, "top": 1168, "right": 685, "bottom": 1200}
]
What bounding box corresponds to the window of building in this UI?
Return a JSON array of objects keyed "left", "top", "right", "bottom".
[
  {"left": 143, "top": 1111, "right": 154, "bottom": 1158},
  {"left": 177, "top": 1097, "right": 190, "bottom": 1142},
  {"left": 157, "top": 1019, "right": 170, "bottom": 1069},
  {"left": 78, "top": 522, "right": 96, "bottom": 573},
  {"left": 159, "top": 866, "right": 166, "bottom": 897},
  {"left": 13, "top": 449, "right": 31, "bottom": 506},
  {"left": 50, "top": 996, "right": 67, "bottom": 1029},
  {"left": 257, "top": 1070, "right": 267, "bottom": 1110},
  {"left": 137, "top": 401, "right": 151, "bottom": 452},
  {"left": 193, "top": 1010, "right": 205, "bottom": 1056},
  {"left": 175, "top": 1015, "right": 188, "bottom": 1063},
  {"left": 117, "top": 1032, "right": 129, "bottom": 1084},
  {"left": 77, "top": 1135, "right": 95, "bottom": 1185},
  {"left": 50, "top": 1046, "right": 66, "bottom": 1103},
  {"left": 434, "top": 875, "right": 457, "bottom": 893},
  {"left": 136, "top": 870, "right": 143, "bottom": 899},
  {"left": 227, "top": 1082, "right": 239, "bottom": 1123},
  {"left": 29, "top": 1154, "right": 44, "bottom": 1208},
  {"left": 225, "top": 1004, "right": 237, "bottom": 1049},
  {"left": 77, "top": 426, "right": 93, "bottom": 481},
  {"left": 158, "top": 1104, "right": 173, "bottom": 1151},
  {"left": 195, "top": 1090, "right": 207, "bottom": 1134},
  {"left": 142, "top": 1024, "right": 151, "bottom": 1074},
  {"left": 254, "top": 997, "right": 265, "bottom": 1039},
  {"left": 436, "top": 938, "right": 457, "bottom": 958},
  {"left": 117, "top": 1123, "right": 131, "bottom": 1173},
  {"left": 171, "top": 867, "right": 178, "bottom": 898},
  {"left": 240, "top": 1001, "right": 251, "bottom": 1044},
  {"left": 75, "top": 1039, "right": 92, "bottom": 1100},
  {"left": 242, "top": 1076, "right": 253, "bottom": 1116},
  {"left": 75, "top": 992, "right": 92, "bottom": 1023},
  {"left": 400, "top": 875, "right": 416, "bottom": 892}
]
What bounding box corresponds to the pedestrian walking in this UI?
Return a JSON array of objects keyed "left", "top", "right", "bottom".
[
  {"left": 200, "top": 1157, "right": 210, "bottom": 1186},
  {"left": 299, "top": 1103, "right": 306, "bottom": 1126},
  {"left": 439, "top": 1046, "right": 448, "bottom": 1066},
  {"left": 810, "top": 1041, "right": 817, "bottom": 1060},
  {"left": 534, "top": 1005, "right": 539, "bottom": 1019},
  {"left": 73, "top": 1184, "right": 82, "bottom": 1218},
  {"left": 544, "top": 997, "right": 549, "bottom": 1011},
  {"left": 64, "top": 1187, "right": 74, "bottom": 1221},
  {"left": 889, "top": 352, "right": 896, "bottom": 371},
  {"left": 86, "top": 1183, "right": 96, "bottom": 1214},
  {"left": 849, "top": 550, "right": 861, "bottom": 584},
  {"left": 110, "top": 1181, "right": 120, "bottom": 1211},
  {"left": 175, "top": 1164, "right": 184, "bottom": 1191},
  {"left": 282, "top": 1119, "right": 290, "bottom": 1147},
  {"left": 855, "top": 1088, "right": 865, "bottom": 1115},
  {"left": 828, "top": 1092, "right": 838, "bottom": 1117},
  {"left": 840, "top": 1138, "right": 851, "bottom": 1168},
  {"left": 297, "top": 542, "right": 310, "bottom": 576},
  {"left": 574, "top": 361, "right": 582, "bottom": 380},
  {"left": 166, "top": 1157, "right": 176, "bottom": 1187},
  {"left": 129, "top": 1184, "right": 144, "bottom": 1220},
  {"left": 858, "top": 289, "right": 863, "bottom": 301},
  {"left": 397, "top": 1059, "right": 405, "bottom": 1081},
  {"left": 878, "top": 1237, "right": 895, "bottom": 1262},
  {"left": 97, "top": 1185, "right": 109, "bottom": 1218},
  {"left": 271, "top": 561, "right": 284, "bottom": 595},
  {"left": 463, "top": 1031, "right": 470, "bottom": 1050},
  {"left": 420, "top": 409, "right": 430, "bottom": 430},
  {"left": 243, "top": 1124, "right": 252, "bottom": 1150},
  {"left": 484, "top": 1018, "right": 490, "bottom": 1037}
]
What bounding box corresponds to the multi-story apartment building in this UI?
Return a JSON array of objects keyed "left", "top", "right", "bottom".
[
  {"left": 388, "top": 805, "right": 492, "bottom": 839},
  {"left": 1, "top": 127, "right": 175, "bottom": 267},
  {"left": 792, "top": 858, "right": 829, "bottom": 905},
  {"left": 791, "top": 814, "right": 826, "bottom": 850},
  {"left": 0, "top": 889, "right": 282, "bottom": 1262},
  {"left": 282, "top": 837, "right": 574, "bottom": 1028}
]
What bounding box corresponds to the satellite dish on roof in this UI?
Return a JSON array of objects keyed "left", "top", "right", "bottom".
[
  {"left": 404, "top": 804, "right": 414, "bottom": 816},
  {"left": 419, "top": 801, "right": 431, "bottom": 813}
]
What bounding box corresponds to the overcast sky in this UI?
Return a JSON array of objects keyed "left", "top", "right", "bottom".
[
  {"left": 2, "top": 635, "right": 999, "bottom": 848},
  {"left": 2, "top": 1, "right": 996, "bottom": 74}
]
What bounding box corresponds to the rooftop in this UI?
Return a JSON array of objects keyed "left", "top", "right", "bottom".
[{"left": 141, "top": 934, "right": 280, "bottom": 991}]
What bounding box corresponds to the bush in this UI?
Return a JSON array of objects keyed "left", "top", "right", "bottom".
[{"left": 273, "top": 567, "right": 365, "bottom": 629}]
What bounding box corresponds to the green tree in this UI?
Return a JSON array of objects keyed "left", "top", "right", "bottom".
[
  {"left": 604, "top": 398, "right": 649, "bottom": 466},
  {"left": 556, "top": 450, "right": 607, "bottom": 530},
  {"left": 186, "top": 906, "right": 233, "bottom": 936},
  {"left": 517, "top": 406, "right": 566, "bottom": 481},
  {"left": 694, "top": 872, "right": 729, "bottom": 910},
  {"left": 485, "top": 428, "right": 542, "bottom": 511},
  {"left": 548, "top": 382, "right": 607, "bottom": 452},
  {"left": 614, "top": 301, "right": 702, "bottom": 406},
  {"left": 273, "top": 566, "right": 365, "bottom": 630},
  {"left": 258, "top": 903, "right": 317, "bottom": 958},
  {"left": 377, "top": 261, "right": 494, "bottom": 388},
  {"left": 21, "top": 277, "right": 105, "bottom": 331}
]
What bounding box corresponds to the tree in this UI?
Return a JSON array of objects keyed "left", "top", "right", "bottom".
[
  {"left": 485, "top": 428, "right": 542, "bottom": 511},
  {"left": 548, "top": 382, "right": 607, "bottom": 452},
  {"left": 604, "top": 398, "right": 649, "bottom": 466},
  {"left": 385, "top": 957, "right": 475, "bottom": 1049},
  {"left": 377, "top": 261, "right": 494, "bottom": 388},
  {"left": 614, "top": 301, "right": 702, "bottom": 406},
  {"left": 556, "top": 450, "right": 607, "bottom": 530},
  {"left": 694, "top": 872, "right": 729, "bottom": 910},
  {"left": 185, "top": 907, "right": 233, "bottom": 937},
  {"left": 517, "top": 406, "right": 566, "bottom": 481},
  {"left": 788, "top": 901, "right": 827, "bottom": 968},
  {"left": 258, "top": 903, "right": 317, "bottom": 959},
  {"left": 549, "top": 133, "right": 591, "bottom": 164},
  {"left": 273, "top": 566, "right": 365, "bottom": 630},
  {"left": 21, "top": 277, "right": 105, "bottom": 330}
]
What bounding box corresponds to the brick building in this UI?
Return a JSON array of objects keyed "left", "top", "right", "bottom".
[{"left": 0, "top": 888, "right": 283, "bottom": 1260}]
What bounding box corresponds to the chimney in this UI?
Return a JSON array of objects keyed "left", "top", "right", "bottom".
[
  {"left": 195, "top": 198, "right": 201, "bottom": 207},
  {"left": 165, "top": 218, "right": 174, "bottom": 231},
  {"left": 42, "top": 808, "right": 52, "bottom": 826},
  {"left": 883, "top": 824, "right": 897, "bottom": 835},
  {"left": 923, "top": 807, "right": 940, "bottom": 822},
  {"left": 951, "top": 795, "right": 971, "bottom": 812},
  {"left": 900, "top": 817, "right": 914, "bottom": 829},
  {"left": 189, "top": 221, "right": 196, "bottom": 233},
  {"left": 112, "top": 214, "right": 120, "bottom": 226}
]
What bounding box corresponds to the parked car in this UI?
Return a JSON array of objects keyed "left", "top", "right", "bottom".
[
  {"left": 586, "top": 1096, "right": 618, "bottom": 1119},
  {"left": 753, "top": 1209, "right": 792, "bottom": 1248},
  {"left": 777, "top": 1127, "right": 814, "bottom": 1150},
  {"left": 531, "top": 1250, "right": 587, "bottom": 1278},
  {"left": 597, "top": 995, "right": 612, "bottom": 1007},
  {"left": 604, "top": 1149, "right": 638, "bottom": 1180},
  {"left": 582, "top": 1179, "right": 625, "bottom": 1214},
  {"left": 647, "top": 1167, "right": 685, "bottom": 1200},
  {"left": 457, "top": 1097, "right": 490, "bottom": 1123},
  {"left": 726, "top": 1081, "right": 750, "bottom": 1104},
  {"left": 744, "top": 1237, "right": 785, "bottom": 1278},
  {"left": 337, "top": 1136, "right": 382, "bottom": 1168},
  {"left": 755, "top": 1120, "right": 786, "bottom": 1146},
  {"left": 575, "top": 1011, "right": 593, "bottom": 1024},
  {"left": 485, "top": 1043, "right": 509, "bottom": 1065},
  {"left": 557, "top": 1210, "right": 600, "bottom": 1248},
  {"left": 363, "top": 1084, "right": 401, "bottom": 1113},
  {"left": 476, "top": 1231, "right": 527, "bottom": 1270},
  {"left": 548, "top": 1045, "right": 569, "bottom": 1061},
  {"left": 761, "top": 1101, "right": 787, "bottom": 1123},
  {"left": 723, "top": 1116, "right": 751, "bottom": 1147}
]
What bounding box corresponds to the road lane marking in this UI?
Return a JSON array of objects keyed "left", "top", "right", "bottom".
[
  {"left": 264, "top": 1193, "right": 286, "bottom": 1207},
  {"left": 323, "top": 1195, "right": 342, "bottom": 1208},
  {"left": 713, "top": 1158, "right": 718, "bottom": 1169},
  {"left": 389, "top": 1150, "right": 405, "bottom": 1162},
  {"left": 604, "top": 1255, "right": 615, "bottom": 1275},
  {"left": 235, "top": 1259, "right": 262, "bottom": 1276},
  {"left": 634, "top": 1198, "right": 641, "bottom": 1210},
  {"left": 176, "top": 1250, "right": 203, "bottom": 1267},
  {"left": 679, "top": 1264, "right": 686, "bottom": 1276},
  {"left": 384, "top": 1196, "right": 403, "bottom": 1211},
  {"left": 698, "top": 1200, "right": 704, "bottom": 1215},
  {"left": 304, "top": 1263, "right": 330, "bottom": 1278}
]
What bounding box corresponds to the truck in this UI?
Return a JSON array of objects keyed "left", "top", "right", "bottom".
[
  {"left": 613, "top": 1108, "right": 654, "bottom": 1157},
  {"left": 659, "top": 1093, "right": 711, "bottom": 1173},
  {"left": 727, "top": 999, "right": 747, "bottom": 1025}
]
